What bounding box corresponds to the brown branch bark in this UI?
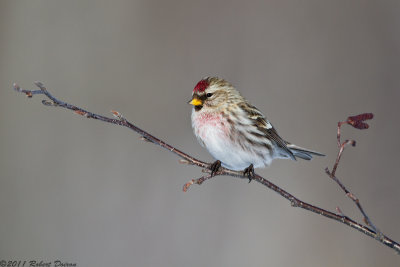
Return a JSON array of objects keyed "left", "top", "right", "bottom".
[
  {"left": 13, "top": 82, "right": 400, "bottom": 254},
  {"left": 326, "top": 114, "right": 382, "bottom": 239}
]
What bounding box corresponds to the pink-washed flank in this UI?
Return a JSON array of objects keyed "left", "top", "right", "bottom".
[{"left": 193, "top": 112, "right": 229, "bottom": 140}]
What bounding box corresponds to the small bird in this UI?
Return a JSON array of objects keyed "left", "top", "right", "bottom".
[{"left": 189, "top": 77, "right": 324, "bottom": 178}]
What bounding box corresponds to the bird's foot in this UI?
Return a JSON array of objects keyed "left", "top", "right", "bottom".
[
  {"left": 243, "top": 164, "right": 255, "bottom": 183},
  {"left": 209, "top": 160, "right": 222, "bottom": 177}
]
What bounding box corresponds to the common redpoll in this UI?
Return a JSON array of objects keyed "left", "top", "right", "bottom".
[{"left": 189, "top": 77, "right": 324, "bottom": 177}]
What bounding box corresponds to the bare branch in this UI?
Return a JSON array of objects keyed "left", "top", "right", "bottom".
[
  {"left": 326, "top": 115, "right": 382, "bottom": 240},
  {"left": 183, "top": 174, "right": 214, "bottom": 192},
  {"left": 13, "top": 82, "right": 399, "bottom": 254}
]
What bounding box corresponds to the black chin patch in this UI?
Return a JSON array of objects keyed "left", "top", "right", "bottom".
[{"left": 194, "top": 105, "right": 203, "bottom": 111}]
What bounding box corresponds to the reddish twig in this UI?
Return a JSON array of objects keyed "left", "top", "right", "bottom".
[
  {"left": 182, "top": 174, "right": 214, "bottom": 192},
  {"left": 13, "top": 82, "right": 399, "bottom": 254},
  {"left": 326, "top": 113, "right": 382, "bottom": 239}
]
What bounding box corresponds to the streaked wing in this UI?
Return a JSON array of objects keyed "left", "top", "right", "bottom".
[{"left": 243, "top": 103, "right": 295, "bottom": 160}]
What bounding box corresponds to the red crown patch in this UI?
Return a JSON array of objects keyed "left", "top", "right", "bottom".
[{"left": 193, "top": 79, "right": 209, "bottom": 92}]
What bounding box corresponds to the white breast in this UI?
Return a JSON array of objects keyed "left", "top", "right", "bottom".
[{"left": 191, "top": 108, "right": 272, "bottom": 170}]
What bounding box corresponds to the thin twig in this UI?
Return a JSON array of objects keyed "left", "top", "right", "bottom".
[
  {"left": 13, "top": 82, "right": 399, "bottom": 253},
  {"left": 326, "top": 114, "right": 382, "bottom": 240}
]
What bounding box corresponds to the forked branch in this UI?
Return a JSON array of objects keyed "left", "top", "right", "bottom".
[
  {"left": 326, "top": 113, "right": 381, "bottom": 238},
  {"left": 13, "top": 82, "right": 399, "bottom": 253}
]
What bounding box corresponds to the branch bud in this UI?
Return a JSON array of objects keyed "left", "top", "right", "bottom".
[{"left": 347, "top": 113, "right": 374, "bottom": 130}]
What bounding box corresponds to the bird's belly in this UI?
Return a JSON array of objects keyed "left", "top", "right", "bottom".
[
  {"left": 194, "top": 114, "right": 270, "bottom": 170},
  {"left": 208, "top": 141, "right": 270, "bottom": 171}
]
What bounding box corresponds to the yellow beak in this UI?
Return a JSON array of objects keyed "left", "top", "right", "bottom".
[{"left": 189, "top": 97, "right": 203, "bottom": 106}]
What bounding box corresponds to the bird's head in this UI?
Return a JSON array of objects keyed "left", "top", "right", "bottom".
[{"left": 189, "top": 77, "right": 240, "bottom": 112}]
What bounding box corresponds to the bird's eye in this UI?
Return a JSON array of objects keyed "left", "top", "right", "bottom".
[{"left": 206, "top": 93, "right": 213, "bottom": 98}]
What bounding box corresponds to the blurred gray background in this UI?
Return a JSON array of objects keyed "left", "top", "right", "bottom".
[{"left": 1, "top": 1, "right": 399, "bottom": 266}]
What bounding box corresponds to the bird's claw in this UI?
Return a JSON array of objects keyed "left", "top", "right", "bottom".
[
  {"left": 243, "top": 164, "right": 255, "bottom": 183},
  {"left": 209, "top": 160, "right": 221, "bottom": 176}
]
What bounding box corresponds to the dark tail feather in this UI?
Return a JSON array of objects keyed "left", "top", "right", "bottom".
[{"left": 287, "top": 144, "right": 325, "bottom": 161}]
